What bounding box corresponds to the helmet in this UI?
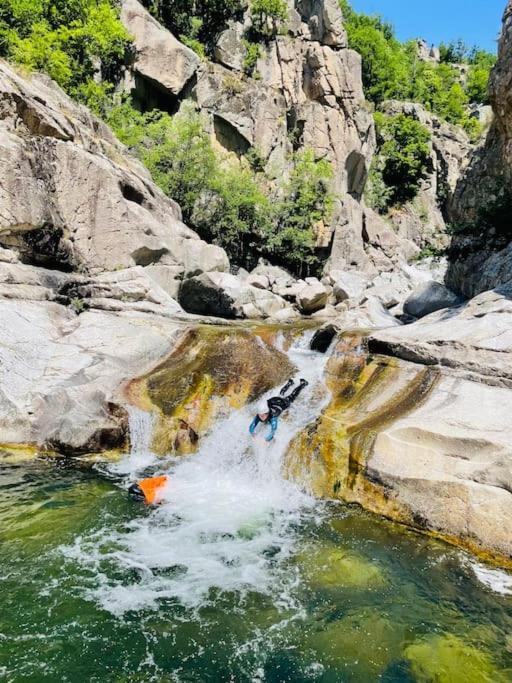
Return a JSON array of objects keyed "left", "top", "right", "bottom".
[{"left": 257, "top": 399, "right": 269, "bottom": 415}]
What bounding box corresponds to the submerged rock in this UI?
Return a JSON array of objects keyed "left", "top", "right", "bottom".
[
  {"left": 303, "top": 610, "right": 405, "bottom": 680},
  {"left": 404, "top": 634, "right": 509, "bottom": 683},
  {"left": 297, "top": 544, "right": 386, "bottom": 589}
]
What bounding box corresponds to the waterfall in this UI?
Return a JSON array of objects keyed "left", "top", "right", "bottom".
[
  {"left": 72, "top": 330, "right": 334, "bottom": 615},
  {"left": 108, "top": 407, "right": 158, "bottom": 477}
]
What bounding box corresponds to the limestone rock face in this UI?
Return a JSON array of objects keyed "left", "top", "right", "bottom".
[
  {"left": 195, "top": 62, "right": 288, "bottom": 166},
  {"left": 214, "top": 22, "right": 248, "bottom": 71},
  {"left": 370, "top": 287, "right": 512, "bottom": 386},
  {"left": 287, "top": 323, "right": 512, "bottom": 562},
  {"left": 296, "top": 0, "right": 347, "bottom": 47},
  {"left": 190, "top": 3, "right": 375, "bottom": 256},
  {"left": 370, "top": 372, "right": 512, "bottom": 561},
  {"left": 121, "top": 0, "right": 200, "bottom": 97},
  {"left": 0, "top": 60, "right": 229, "bottom": 298},
  {"left": 0, "top": 294, "right": 184, "bottom": 452}
]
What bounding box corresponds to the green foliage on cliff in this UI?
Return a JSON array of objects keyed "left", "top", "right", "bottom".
[
  {"left": 339, "top": 0, "right": 495, "bottom": 135},
  {"left": 250, "top": 0, "right": 288, "bottom": 38},
  {"left": 266, "top": 150, "right": 333, "bottom": 271},
  {"left": 0, "top": 0, "right": 131, "bottom": 112},
  {"left": 108, "top": 102, "right": 332, "bottom": 274},
  {"left": 366, "top": 113, "right": 431, "bottom": 212},
  {"left": 141, "top": 0, "right": 242, "bottom": 53}
]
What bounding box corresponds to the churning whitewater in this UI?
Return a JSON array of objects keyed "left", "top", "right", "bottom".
[{"left": 61, "top": 332, "right": 333, "bottom": 615}]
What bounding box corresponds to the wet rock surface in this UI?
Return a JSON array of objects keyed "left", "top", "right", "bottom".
[
  {"left": 286, "top": 331, "right": 512, "bottom": 563},
  {"left": 127, "top": 326, "right": 296, "bottom": 455}
]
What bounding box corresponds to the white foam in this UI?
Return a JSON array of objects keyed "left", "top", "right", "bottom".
[
  {"left": 108, "top": 408, "right": 159, "bottom": 477},
  {"left": 470, "top": 561, "right": 512, "bottom": 595},
  {"left": 62, "top": 331, "right": 332, "bottom": 615}
]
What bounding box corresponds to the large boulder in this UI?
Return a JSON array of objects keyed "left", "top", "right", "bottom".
[
  {"left": 0, "top": 60, "right": 229, "bottom": 298},
  {"left": 179, "top": 271, "right": 291, "bottom": 319},
  {"left": 214, "top": 22, "right": 247, "bottom": 71},
  {"left": 403, "top": 281, "right": 461, "bottom": 318},
  {"left": 365, "top": 270, "right": 414, "bottom": 309},
  {"left": 368, "top": 373, "right": 512, "bottom": 561},
  {"left": 287, "top": 322, "right": 512, "bottom": 563},
  {"left": 296, "top": 278, "right": 329, "bottom": 313},
  {"left": 330, "top": 270, "right": 369, "bottom": 303},
  {"left": 121, "top": 0, "right": 200, "bottom": 98},
  {"left": 0, "top": 296, "right": 184, "bottom": 452}
]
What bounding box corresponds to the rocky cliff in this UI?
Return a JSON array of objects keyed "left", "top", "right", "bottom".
[
  {"left": 120, "top": 0, "right": 435, "bottom": 276},
  {"left": 448, "top": 1, "right": 512, "bottom": 296}
]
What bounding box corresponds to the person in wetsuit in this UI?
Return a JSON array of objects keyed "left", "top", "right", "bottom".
[{"left": 249, "top": 378, "right": 308, "bottom": 442}]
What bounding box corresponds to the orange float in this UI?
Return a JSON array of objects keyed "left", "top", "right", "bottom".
[{"left": 128, "top": 475, "right": 169, "bottom": 504}]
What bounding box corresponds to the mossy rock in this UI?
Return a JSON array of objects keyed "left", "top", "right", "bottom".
[
  {"left": 297, "top": 543, "right": 387, "bottom": 590},
  {"left": 404, "top": 634, "right": 509, "bottom": 683},
  {"left": 304, "top": 610, "right": 405, "bottom": 679}
]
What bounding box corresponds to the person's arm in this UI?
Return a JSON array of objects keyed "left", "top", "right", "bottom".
[
  {"left": 265, "top": 416, "right": 278, "bottom": 441},
  {"left": 249, "top": 416, "right": 260, "bottom": 435}
]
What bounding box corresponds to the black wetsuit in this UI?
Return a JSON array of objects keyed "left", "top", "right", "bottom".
[
  {"left": 249, "top": 379, "right": 308, "bottom": 441},
  {"left": 267, "top": 379, "right": 306, "bottom": 417}
]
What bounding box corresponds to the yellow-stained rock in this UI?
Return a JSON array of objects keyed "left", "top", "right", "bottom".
[
  {"left": 127, "top": 326, "right": 295, "bottom": 455},
  {"left": 404, "top": 634, "right": 509, "bottom": 683}
]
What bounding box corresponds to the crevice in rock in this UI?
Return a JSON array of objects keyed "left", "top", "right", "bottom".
[
  {"left": 346, "top": 150, "right": 368, "bottom": 200},
  {"left": 130, "top": 73, "right": 182, "bottom": 115},
  {"left": 120, "top": 182, "right": 145, "bottom": 205},
  {"left": 1, "top": 224, "right": 76, "bottom": 272},
  {"left": 213, "top": 115, "right": 251, "bottom": 156}
]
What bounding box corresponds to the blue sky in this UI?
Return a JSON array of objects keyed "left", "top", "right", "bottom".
[{"left": 350, "top": 0, "right": 504, "bottom": 53}]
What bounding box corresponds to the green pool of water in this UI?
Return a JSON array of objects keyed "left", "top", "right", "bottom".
[{"left": 1, "top": 460, "right": 511, "bottom": 682}]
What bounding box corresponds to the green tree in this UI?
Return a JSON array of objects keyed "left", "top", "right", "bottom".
[
  {"left": 439, "top": 39, "right": 469, "bottom": 64},
  {"left": 268, "top": 150, "right": 333, "bottom": 274},
  {"left": 250, "top": 0, "right": 288, "bottom": 38},
  {"left": 467, "top": 50, "right": 496, "bottom": 104},
  {"left": 339, "top": 2, "right": 410, "bottom": 103},
  {"left": 141, "top": 0, "right": 242, "bottom": 51},
  {"left": 108, "top": 102, "right": 332, "bottom": 274},
  {"left": 340, "top": 0, "right": 496, "bottom": 131},
  {"left": 373, "top": 112, "right": 431, "bottom": 207},
  {"left": 0, "top": 0, "right": 131, "bottom": 111}
]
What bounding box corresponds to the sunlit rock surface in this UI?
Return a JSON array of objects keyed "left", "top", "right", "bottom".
[{"left": 285, "top": 331, "right": 512, "bottom": 564}]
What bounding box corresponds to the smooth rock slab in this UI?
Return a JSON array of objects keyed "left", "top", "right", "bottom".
[
  {"left": 371, "top": 373, "right": 512, "bottom": 560},
  {"left": 0, "top": 299, "right": 184, "bottom": 451}
]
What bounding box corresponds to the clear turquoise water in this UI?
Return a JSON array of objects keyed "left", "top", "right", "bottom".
[{"left": 1, "top": 459, "right": 511, "bottom": 682}]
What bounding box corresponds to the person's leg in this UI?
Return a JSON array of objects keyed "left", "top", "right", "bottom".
[
  {"left": 279, "top": 379, "right": 294, "bottom": 396},
  {"left": 285, "top": 379, "right": 307, "bottom": 404}
]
